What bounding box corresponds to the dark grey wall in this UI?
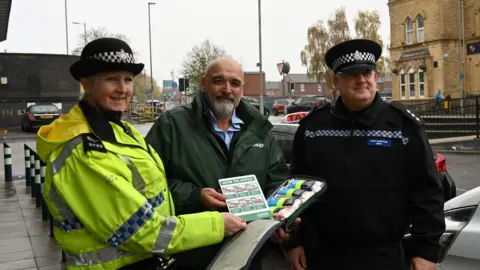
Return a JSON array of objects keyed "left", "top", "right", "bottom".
[
  {"left": 0, "top": 53, "right": 81, "bottom": 128},
  {"left": 0, "top": 53, "right": 80, "bottom": 98}
]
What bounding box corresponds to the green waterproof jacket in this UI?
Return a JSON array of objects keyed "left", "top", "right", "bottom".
[{"left": 145, "top": 91, "right": 289, "bottom": 216}]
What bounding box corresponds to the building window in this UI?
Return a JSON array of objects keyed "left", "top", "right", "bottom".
[
  {"left": 300, "top": 84, "right": 305, "bottom": 92},
  {"left": 408, "top": 68, "right": 415, "bottom": 98},
  {"left": 400, "top": 70, "right": 406, "bottom": 99},
  {"left": 418, "top": 69, "right": 425, "bottom": 97},
  {"left": 417, "top": 16, "right": 424, "bottom": 42},
  {"left": 406, "top": 18, "right": 413, "bottom": 45}
]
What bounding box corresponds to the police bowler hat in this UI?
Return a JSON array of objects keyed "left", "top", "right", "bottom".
[{"left": 70, "top": 37, "right": 144, "bottom": 81}]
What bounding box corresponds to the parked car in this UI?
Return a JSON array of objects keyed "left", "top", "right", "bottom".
[
  {"left": 270, "top": 122, "right": 457, "bottom": 203},
  {"left": 272, "top": 99, "right": 294, "bottom": 116},
  {"left": 21, "top": 104, "right": 62, "bottom": 132},
  {"left": 435, "top": 186, "right": 480, "bottom": 268},
  {"left": 242, "top": 97, "right": 270, "bottom": 118},
  {"left": 286, "top": 96, "right": 329, "bottom": 114}
]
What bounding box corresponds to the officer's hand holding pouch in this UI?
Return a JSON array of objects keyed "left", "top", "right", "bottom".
[
  {"left": 270, "top": 216, "right": 301, "bottom": 244},
  {"left": 286, "top": 246, "right": 307, "bottom": 270},
  {"left": 221, "top": 213, "right": 247, "bottom": 236},
  {"left": 411, "top": 257, "right": 435, "bottom": 270}
]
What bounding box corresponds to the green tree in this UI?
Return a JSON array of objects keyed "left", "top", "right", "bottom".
[
  {"left": 181, "top": 39, "right": 228, "bottom": 91},
  {"left": 301, "top": 7, "right": 389, "bottom": 98}
]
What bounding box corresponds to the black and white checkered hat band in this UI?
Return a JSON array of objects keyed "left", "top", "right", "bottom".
[
  {"left": 332, "top": 50, "right": 376, "bottom": 70},
  {"left": 86, "top": 50, "right": 134, "bottom": 64}
]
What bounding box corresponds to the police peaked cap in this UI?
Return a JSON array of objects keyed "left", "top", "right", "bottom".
[
  {"left": 325, "top": 39, "right": 382, "bottom": 74},
  {"left": 70, "top": 37, "right": 144, "bottom": 81}
]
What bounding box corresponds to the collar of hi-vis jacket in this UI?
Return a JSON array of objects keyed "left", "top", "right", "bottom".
[
  {"left": 331, "top": 92, "right": 387, "bottom": 127},
  {"left": 79, "top": 100, "right": 133, "bottom": 143}
]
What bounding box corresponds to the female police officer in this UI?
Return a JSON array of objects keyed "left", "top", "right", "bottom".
[
  {"left": 284, "top": 39, "right": 445, "bottom": 270},
  {"left": 37, "top": 38, "right": 246, "bottom": 270}
]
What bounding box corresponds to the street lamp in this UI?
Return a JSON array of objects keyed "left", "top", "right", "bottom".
[
  {"left": 148, "top": 2, "right": 156, "bottom": 116},
  {"left": 72, "top": 22, "right": 87, "bottom": 45},
  {"left": 64, "top": 0, "right": 69, "bottom": 54},
  {"left": 257, "top": 0, "right": 264, "bottom": 115}
]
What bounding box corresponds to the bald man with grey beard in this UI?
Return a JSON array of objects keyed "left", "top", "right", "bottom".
[{"left": 145, "top": 57, "right": 294, "bottom": 269}]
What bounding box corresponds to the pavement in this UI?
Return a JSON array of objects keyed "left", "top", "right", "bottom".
[{"left": 0, "top": 180, "right": 64, "bottom": 270}]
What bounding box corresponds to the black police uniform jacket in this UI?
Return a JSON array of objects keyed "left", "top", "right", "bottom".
[{"left": 290, "top": 94, "right": 445, "bottom": 266}]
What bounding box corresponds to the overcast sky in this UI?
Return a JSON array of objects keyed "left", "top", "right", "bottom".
[{"left": 1, "top": 0, "right": 390, "bottom": 85}]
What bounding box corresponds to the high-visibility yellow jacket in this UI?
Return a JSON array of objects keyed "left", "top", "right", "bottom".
[{"left": 37, "top": 102, "right": 225, "bottom": 270}]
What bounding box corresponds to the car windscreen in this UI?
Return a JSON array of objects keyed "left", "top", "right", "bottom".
[{"left": 30, "top": 105, "right": 59, "bottom": 113}]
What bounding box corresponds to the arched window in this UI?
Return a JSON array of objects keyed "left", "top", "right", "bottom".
[
  {"left": 400, "top": 70, "right": 406, "bottom": 99},
  {"left": 418, "top": 68, "right": 425, "bottom": 97},
  {"left": 408, "top": 68, "right": 416, "bottom": 98},
  {"left": 406, "top": 18, "right": 413, "bottom": 45},
  {"left": 417, "top": 16, "right": 424, "bottom": 42}
]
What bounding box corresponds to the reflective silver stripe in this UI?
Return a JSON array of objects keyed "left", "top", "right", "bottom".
[
  {"left": 49, "top": 184, "right": 85, "bottom": 232},
  {"left": 153, "top": 216, "right": 177, "bottom": 254},
  {"left": 51, "top": 136, "right": 83, "bottom": 175},
  {"left": 116, "top": 154, "right": 146, "bottom": 196},
  {"left": 49, "top": 136, "right": 85, "bottom": 231},
  {"left": 66, "top": 246, "right": 132, "bottom": 266}
]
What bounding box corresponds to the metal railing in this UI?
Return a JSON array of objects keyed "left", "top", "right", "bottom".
[{"left": 399, "top": 95, "right": 480, "bottom": 138}]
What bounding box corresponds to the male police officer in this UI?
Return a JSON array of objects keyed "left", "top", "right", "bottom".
[{"left": 284, "top": 39, "right": 445, "bottom": 270}]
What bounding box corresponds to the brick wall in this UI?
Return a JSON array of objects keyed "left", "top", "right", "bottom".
[
  {"left": 243, "top": 72, "right": 266, "bottom": 97},
  {"left": 389, "top": 0, "right": 480, "bottom": 100}
]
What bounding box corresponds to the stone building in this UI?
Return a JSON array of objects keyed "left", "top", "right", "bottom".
[{"left": 388, "top": 0, "right": 480, "bottom": 100}]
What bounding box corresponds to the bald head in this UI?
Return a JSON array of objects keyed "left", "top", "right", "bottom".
[
  {"left": 205, "top": 56, "right": 244, "bottom": 78},
  {"left": 201, "top": 56, "right": 244, "bottom": 119}
]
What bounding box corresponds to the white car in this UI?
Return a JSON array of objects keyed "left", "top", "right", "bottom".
[{"left": 436, "top": 186, "right": 480, "bottom": 269}]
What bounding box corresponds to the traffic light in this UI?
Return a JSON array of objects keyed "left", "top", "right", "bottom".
[
  {"left": 290, "top": 83, "right": 295, "bottom": 93},
  {"left": 179, "top": 78, "right": 190, "bottom": 92},
  {"left": 179, "top": 78, "right": 185, "bottom": 91}
]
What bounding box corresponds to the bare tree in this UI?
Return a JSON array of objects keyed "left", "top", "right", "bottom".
[
  {"left": 181, "top": 39, "right": 228, "bottom": 91},
  {"left": 72, "top": 27, "right": 138, "bottom": 58},
  {"left": 354, "top": 10, "right": 390, "bottom": 77},
  {"left": 301, "top": 7, "right": 351, "bottom": 98},
  {"left": 301, "top": 7, "right": 390, "bottom": 99}
]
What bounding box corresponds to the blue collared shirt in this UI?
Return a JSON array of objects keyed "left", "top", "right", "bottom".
[{"left": 210, "top": 110, "right": 244, "bottom": 150}]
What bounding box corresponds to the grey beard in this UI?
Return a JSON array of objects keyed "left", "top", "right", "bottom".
[{"left": 212, "top": 99, "right": 235, "bottom": 119}]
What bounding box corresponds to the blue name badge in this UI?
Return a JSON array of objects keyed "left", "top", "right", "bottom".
[{"left": 367, "top": 139, "right": 392, "bottom": 148}]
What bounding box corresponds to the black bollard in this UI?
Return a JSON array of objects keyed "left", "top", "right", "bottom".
[
  {"left": 3, "top": 143, "right": 12, "bottom": 182},
  {"left": 30, "top": 154, "right": 35, "bottom": 197},
  {"left": 35, "top": 154, "right": 41, "bottom": 207},
  {"left": 24, "top": 145, "right": 31, "bottom": 186},
  {"left": 41, "top": 160, "right": 49, "bottom": 220}
]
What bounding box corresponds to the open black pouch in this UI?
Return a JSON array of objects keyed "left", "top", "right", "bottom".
[{"left": 206, "top": 175, "right": 327, "bottom": 270}]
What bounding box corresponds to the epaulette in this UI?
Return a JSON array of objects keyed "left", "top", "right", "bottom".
[
  {"left": 82, "top": 134, "right": 107, "bottom": 153},
  {"left": 299, "top": 103, "right": 331, "bottom": 124},
  {"left": 390, "top": 101, "right": 425, "bottom": 126}
]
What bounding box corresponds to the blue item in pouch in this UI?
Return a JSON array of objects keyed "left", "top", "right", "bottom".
[
  {"left": 276, "top": 188, "right": 290, "bottom": 196},
  {"left": 268, "top": 197, "right": 281, "bottom": 207}
]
